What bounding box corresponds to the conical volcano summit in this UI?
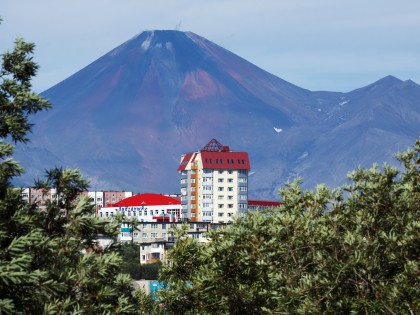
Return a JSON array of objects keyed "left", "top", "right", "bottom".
[{"left": 14, "top": 30, "right": 420, "bottom": 197}]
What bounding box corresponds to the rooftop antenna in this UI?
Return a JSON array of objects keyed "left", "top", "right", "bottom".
[{"left": 175, "top": 21, "right": 182, "bottom": 31}]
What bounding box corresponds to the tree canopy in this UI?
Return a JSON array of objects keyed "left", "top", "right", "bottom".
[
  {"left": 0, "top": 33, "right": 138, "bottom": 314},
  {"left": 158, "top": 140, "right": 419, "bottom": 315}
]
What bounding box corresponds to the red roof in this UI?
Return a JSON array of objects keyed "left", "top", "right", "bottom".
[
  {"left": 248, "top": 200, "right": 282, "bottom": 207},
  {"left": 177, "top": 152, "right": 193, "bottom": 171},
  {"left": 109, "top": 193, "right": 181, "bottom": 207},
  {"left": 200, "top": 151, "right": 250, "bottom": 170}
]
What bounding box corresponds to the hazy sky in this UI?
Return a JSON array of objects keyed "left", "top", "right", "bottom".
[{"left": 2, "top": 0, "right": 420, "bottom": 93}]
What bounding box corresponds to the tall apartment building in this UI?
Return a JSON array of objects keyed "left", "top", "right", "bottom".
[{"left": 178, "top": 139, "right": 250, "bottom": 223}]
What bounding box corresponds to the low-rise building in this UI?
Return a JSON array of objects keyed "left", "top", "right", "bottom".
[
  {"left": 248, "top": 200, "right": 282, "bottom": 211},
  {"left": 98, "top": 193, "right": 181, "bottom": 223}
]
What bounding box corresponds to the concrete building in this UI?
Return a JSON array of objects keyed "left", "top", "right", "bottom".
[
  {"left": 98, "top": 193, "right": 181, "bottom": 223},
  {"left": 21, "top": 187, "right": 58, "bottom": 209},
  {"left": 88, "top": 191, "right": 133, "bottom": 212},
  {"left": 178, "top": 139, "right": 251, "bottom": 223},
  {"left": 248, "top": 200, "right": 282, "bottom": 211}
]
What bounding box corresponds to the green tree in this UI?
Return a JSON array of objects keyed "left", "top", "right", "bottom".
[
  {"left": 0, "top": 29, "right": 140, "bottom": 314},
  {"left": 119, "top": 243, "right": 162, "bottom": 280},
  {"left": 158, "top": 140, "right": 420, "bottom": 314}
]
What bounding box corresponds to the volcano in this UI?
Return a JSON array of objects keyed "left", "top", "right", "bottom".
[{"left": 14, "top": 30, "right": 420, "bottom": 198}]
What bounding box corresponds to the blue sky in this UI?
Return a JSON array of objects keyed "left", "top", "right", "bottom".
[{"left": 2, "top": 0, "right": 420, "bottom": 93}]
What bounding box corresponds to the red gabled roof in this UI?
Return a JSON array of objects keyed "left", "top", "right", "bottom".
[
  {"left": 177, "top": 152, "right": 193, "bottom": 171},
  {"left": 178, "top": 139, "right": 251, "bottom": 171},
  {"left": 109, "top": 193, "right": 181, "bottom": 207},
  {"left": 200, "top": 151, "right": 250, "bottom": 170},
  {"left": 248, "top": 200, "right": 282, "bottom": 207}
]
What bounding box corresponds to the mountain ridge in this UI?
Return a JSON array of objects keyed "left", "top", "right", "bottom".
[{"left": 14, "top": 30, "right": 420, "bottom": 198}]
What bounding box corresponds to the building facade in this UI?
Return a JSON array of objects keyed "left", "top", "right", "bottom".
[
  {"left": 98, "top": 193, "right": 181, "bottom": 224},
  {"left": 178, "top": 139, "right": 251, "bottom": 223},
  {"left": 248, "top": 200, "right": 282, "bottom": 211}
]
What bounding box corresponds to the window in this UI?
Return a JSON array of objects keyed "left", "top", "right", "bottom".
[
  {"left": 238, "top": 177, "right": 247, "bottom": 183},
  {"left": 162, "top": 224, "right": 166, "bottom": 230},
  {"left": 192, "top": 233, "right": 199, "bottom": 239},
  {"left": 191, "top": 187, "right": 196, "bottom": 192},
  {"left": 239, "top": 186, "right": 247, "bottom": 191},
  {"left": 191, "top": 196, "right": 196, "bottom": 200},
  {"left": 218, "top": 204, "right": 223, "bottom": 209},
  {"left": 218, "top": 195, "right": 224, "bottom": 200},
  {"left": 239, "top": 203, "right": 247, "bottom": 209},
  {"left": 228, "top": 213, "right": 233, "bottom": 217},
  {"left": 228, "top": 187, "right": 233, "bottom": 191},
  {"left": 151, "top": 223, "right": 158, "bottom": 229},
  {"left": 151, "top": 233, "right": 158, "bottom": 238},
  {"left": 218, "top": 178, "right": 224, "bottom": 183},
  {"left": 228, "top": 204, "right": 233, "bottom": 208},
  {"left": 228, "top": 195, "right": 233, "bottom": 200},
  {"left": 228, "top": 178, "right": 233, "bottom": 183},
  {"left": 142, "top": 233, "right": 148, "bottom": 238},
  {"left": 218, "top": 170, "right": 224, "bottom": 174},
  {"left": 218, "top": 212, "right": 224, "bottom": 217},
  {"left": 134, "top": 232, "right": 139, "bottom": 237},
  {"left": 218, "top": 187, "right": 224, "bottom": 192},
  {"left": 239, "top": 195, "right": 247, "bottom": 200}
]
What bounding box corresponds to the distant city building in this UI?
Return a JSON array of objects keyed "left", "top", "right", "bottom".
[
  {"left": 98, "top": 193, "right": 181, "bottom": 224},
  {"left": 88, "top": 191, "right": 133, "bottom": 212},
  {"left": 178, "top": 139, "right": 251, "bottom": 223},
  {"left": 248, "top": 200, "right": 282, "bottom": 211},
  {"left": 21, "top": 187, "right": 58, "bottom": 209},
  {"left": 134, "top": 221, "right": 226, "bottom": 264}
]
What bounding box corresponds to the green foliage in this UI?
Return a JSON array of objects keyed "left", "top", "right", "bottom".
[
  {"left": 0, "top": 38, "right": 51, "bottom": 143},
  {"left": 119, "top": 243, "right": 162, "bottom": 280},
  {"left": 158, "top": 140, "right": 420, "bottom": 315},
  {"left": 0, "top": 30, "right": 142, "bottom": 314}
]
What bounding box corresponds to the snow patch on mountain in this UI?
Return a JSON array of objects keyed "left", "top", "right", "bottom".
[{"left": 141, "top": 32, "right": 154, "bottom": 50}]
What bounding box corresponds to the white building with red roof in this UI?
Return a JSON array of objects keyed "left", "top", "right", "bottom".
[
  {"left": 178, "top": 139, "right": 251, "bottom": 223},
  {"left": 98, "top": 193, "right": 181, "bottom": 222}
]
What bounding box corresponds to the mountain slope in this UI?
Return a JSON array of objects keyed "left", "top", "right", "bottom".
[{"left": 15, "top": 31, "right": 420, "bottom": 198}]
